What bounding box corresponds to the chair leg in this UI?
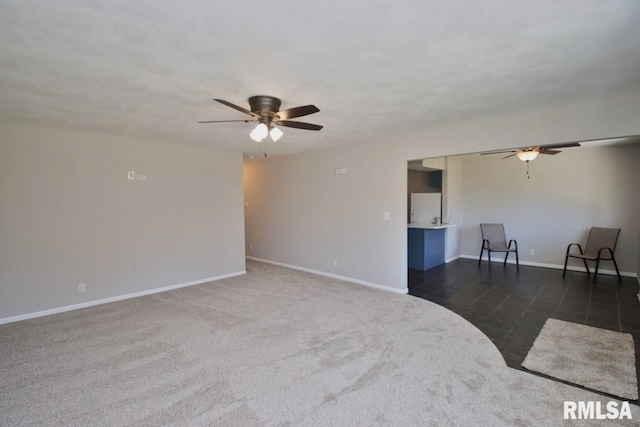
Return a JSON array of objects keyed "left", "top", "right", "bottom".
[
  {"left": 503, "top": 252, "right": 509, "bottom": 266},
  {"left": 582, "top": 258, "right": 590, "bottom": 276},
  {"left": 515, "top": 250, "right": 519, "bottom": 272},
  {"left": 612, "top": 256, "right": 622, "bottom": 281},
  {"left": 563, "top": 255, "right": 569, "bottom": 277},
  {"left": 593, "top": 258, "right": 600, "bottom": 282},
  {"left": 488, "top": 250, "right": 491, "bottom": 268},
  {"left": 478, "top": 247, "right": 484, "bottom": 265}
]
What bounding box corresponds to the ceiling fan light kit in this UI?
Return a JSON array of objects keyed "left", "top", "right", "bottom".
[
  {"left": 516, "top": 149, "right": 539, "bottom": 162},
  {"left": 199, "top": 95, "right": 322, "bottom": 144},
  {"left": 269, "top": 127, "right": 284, "bottom": 142},
  {"left": 249, "top": 123, "right": 269, "bottom": 142},
  {"left": 249, "top": 123, "right": 283, "bottom": 143}
]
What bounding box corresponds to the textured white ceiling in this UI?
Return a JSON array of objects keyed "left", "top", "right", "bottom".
[{"left": 1, "top": 0, "right": 640, "bottom": 157}]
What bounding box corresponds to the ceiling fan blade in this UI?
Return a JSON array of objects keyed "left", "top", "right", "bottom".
[
  {"left": 501, "top": 153, "right": 517, "bottom": 159},
  {"left": 539, "top": 149, "right": 562, "bottom": 155},
  {"left": 277, "top": 120, "right": 323, "bottom": 131},
  {"left": 276, "top": 105, "right": 320, "bottom": 120},
  {"left": 198, "top": 119, "right": 255, "bottom": 123},
  {"left": 213, "top": 99, "right": 260, "bottom": 118},
  {"left": 481, "top": 150, "right": 516, "bottom": 155},
  {"left": 544, "top": 142, "right": 581, "bottom": 149}
]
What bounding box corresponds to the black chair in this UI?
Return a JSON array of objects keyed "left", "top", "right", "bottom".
[
  {"left": 563, "top": 227, "right": 621, "bottom": 281},
  {"left": 478, "top": 223, "right": 519, "bottom": 270}
]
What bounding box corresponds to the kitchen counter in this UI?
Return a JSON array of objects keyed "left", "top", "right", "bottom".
[
  {"left": 407, "top": 224, "right": 455, "bottom": 271},
  {"left": 408, "top": 223, "right": 456, "bottom": 230}
]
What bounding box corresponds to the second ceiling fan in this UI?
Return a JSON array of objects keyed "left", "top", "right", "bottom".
[
  {"left": 199, "top": 95, "right": 323, "bottom": 143},
  {"left": 481, "top": 142, "right": 581, "bottom": 162},
  {"left": 481, "top": 142, "right": 581, "bottom": 179}
]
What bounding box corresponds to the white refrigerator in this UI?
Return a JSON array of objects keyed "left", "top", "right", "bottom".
[{"left": 410, "top": 193, "right": 442, "bottom": 223}]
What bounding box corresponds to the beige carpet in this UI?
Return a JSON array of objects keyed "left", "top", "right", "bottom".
[
  {"left": 1, "top": 260, "right": 639, "bottom": 426},
  {"left": 522, "top": 318, "right": 638, "bottom": 400}
]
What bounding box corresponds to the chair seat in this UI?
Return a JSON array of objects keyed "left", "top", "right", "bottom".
[
  {"left": 567, "top": 253, "right": 611, "bottom": 261},
  {"left": 488, "top": 247, "right": 517, "bottom": 252}
]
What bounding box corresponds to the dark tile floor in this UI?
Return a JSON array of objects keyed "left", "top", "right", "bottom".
[{"left": 408, "top": 259, "right": 640, "bottom": 401}]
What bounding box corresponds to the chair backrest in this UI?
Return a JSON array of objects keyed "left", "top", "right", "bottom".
[
  {"left": 583, "top": 227, "right": 621, "bottom": 258},
  {"left": 480, "top": 223, "right": 508, "bottom": 248}
]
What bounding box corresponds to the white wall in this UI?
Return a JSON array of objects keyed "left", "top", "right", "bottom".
[
  {"left": 0, "top": 124, "right": 246, "bottom": 320},
  {"left": 443, "top": 156, "right": 464, "bottom": 261},
  {"left": 638, "top": 149, "right": 640, "bottom": 286},
  {"left": 459, "top": 144, "right": 639, "bottom": 273},
  {"left": 244, "top": 89, "right": 640, "bottom": 291},
  {"left": 244, "top": 142, "right": 406, "bottom": 292}
]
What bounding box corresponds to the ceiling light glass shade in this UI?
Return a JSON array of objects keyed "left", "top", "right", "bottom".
[
  {"left": 516, "top": 150, "right": 539, "bottom": 162},
  {"left": 249, "top": 123, "right": 269, "bottom": 142},
  {"left": 270, "top": 127, "right": 284, "bottom": 142}
]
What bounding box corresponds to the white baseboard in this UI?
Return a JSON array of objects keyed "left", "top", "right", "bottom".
[
  {"left": 460, "top": 254, "right": 637, "bottom": 278},
  {"left": 246, "top": 256, "right": 408, "bottom": 295},
  {"left": 0, "top": 270, "right": 246, "bottom": 325},
  {"left": 445, "top": 255, "right": 461, "bottom": 264}
]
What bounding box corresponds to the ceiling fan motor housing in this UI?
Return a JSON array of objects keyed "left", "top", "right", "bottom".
[{"left": 249, "top": 96, "right": 281, "bottom": 114}]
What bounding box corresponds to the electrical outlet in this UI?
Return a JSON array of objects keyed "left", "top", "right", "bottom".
[
  {"left": 529, "top": 249, "right": 535, "bottom": 256},
  {"left": 249, "top": 245, "right": 253, "bottom": 251},
  {"left": 132, "top": 266, "right": 139, "bottom": 275},
  {"left": 333, "top": 259, "right": 338, "bottom": 267},
  {"left": 128, "top": 171, "right": 135, "bottom": 180},
  {"left": 383, "top": 212, "right": 391, "bottom": 220},
  {"left": 78, "top": 283, "right": 86, "bottom": 293}
]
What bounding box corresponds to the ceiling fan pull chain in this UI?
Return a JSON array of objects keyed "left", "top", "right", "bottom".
[{"left": 526, "top": 160, "right": 530, "bottom": 179}]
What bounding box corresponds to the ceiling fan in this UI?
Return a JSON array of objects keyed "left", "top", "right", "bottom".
[
  {"left": 481, "top": 142, "right": 581, "bottom": 162},
  {"left": 199, "top": 95, "right": 323, "bottom": 143}
]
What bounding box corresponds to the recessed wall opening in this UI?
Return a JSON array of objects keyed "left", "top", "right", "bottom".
[
  {"left": 405, "top": 135, "right": 640, "bottom": 377},
  {"left": 406, "top": 134, "right": 640, "bottom": 283}
]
